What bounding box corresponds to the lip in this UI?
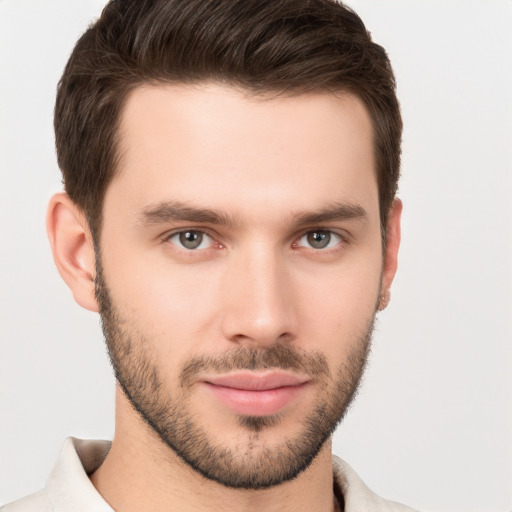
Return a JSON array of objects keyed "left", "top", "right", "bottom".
[
  {"left": 204, "top": 371, "right": 310, "bottom": 390},
  {"left": 201, "top": 371, "right": 310, "bottom": 416}
]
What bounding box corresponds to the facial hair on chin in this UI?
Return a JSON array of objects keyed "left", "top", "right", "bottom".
[{"left": 94, "top": 254, "right": 375, "bottom": 490}]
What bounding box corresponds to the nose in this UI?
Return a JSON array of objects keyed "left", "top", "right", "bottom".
[{"left": 220, "top": 245, "right": 297, "bottom": 348}]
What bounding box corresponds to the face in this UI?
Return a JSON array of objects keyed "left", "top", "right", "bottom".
[{"left": 95, "top": 84, "right": 389, "bottom": 489}]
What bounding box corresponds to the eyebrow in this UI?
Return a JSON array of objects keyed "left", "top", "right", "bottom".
[
  {"left": 291, "top": 202, "right": 368, "bottom": 227},
  {"left": 138, "top": 200, "right": 367, "bottom": 228},
  {"left": 139, "top": 201, "right": 234, "bottom": 226}
]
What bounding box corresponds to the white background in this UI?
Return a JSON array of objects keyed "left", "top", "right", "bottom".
[{"left": 0, "top": 1, "right": 511, "bottom": 510}]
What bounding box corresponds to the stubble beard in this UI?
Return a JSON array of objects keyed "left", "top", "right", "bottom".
[{"left": 94, "top": 256, "right": 375, "bottom": 490}]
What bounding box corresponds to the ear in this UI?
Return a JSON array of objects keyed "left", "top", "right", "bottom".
[
  {"left": 378, "top": 198, "right": 402, "bottom": 311},
  {"left": 46, "top": 193, "right": 99, "bottom": 312}
]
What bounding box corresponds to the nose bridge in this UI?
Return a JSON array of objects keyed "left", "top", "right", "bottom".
[{"left": 221, "top": 241, "right": 296, "bottom": 346}]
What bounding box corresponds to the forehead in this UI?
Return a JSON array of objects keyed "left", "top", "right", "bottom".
[{"left": 110, "top": 83, "right": 378, "bottom": 221}]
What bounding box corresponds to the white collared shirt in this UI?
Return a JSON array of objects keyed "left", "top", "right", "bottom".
[{"left": 1, "top": 438, "right": 419, "bottom": 511}]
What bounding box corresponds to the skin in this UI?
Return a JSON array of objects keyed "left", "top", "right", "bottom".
[{"left": 47, "top": 83, "right": 401, "bottom": 512}]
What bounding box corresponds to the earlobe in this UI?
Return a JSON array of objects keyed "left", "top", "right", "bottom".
[
  {"left": 46, "top": 193, "right": 99, "bottom": 312},
  {"left": 379, "top": 198, "right": 402, "bottom": 311}
]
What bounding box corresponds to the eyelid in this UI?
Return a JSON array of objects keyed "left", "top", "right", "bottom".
[
  {"left": 159, "top": 226, "right": 349, "bottom": 251},
  {"left": 162, "top": 228, "right": 219, "bottom": 251},
  {"left": 293, "top": 228, "right": 347, "bottom": 250}
]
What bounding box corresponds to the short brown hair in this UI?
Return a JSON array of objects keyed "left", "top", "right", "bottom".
[{"left": 55, "top": 0, "right": 402, "bottom": 240}]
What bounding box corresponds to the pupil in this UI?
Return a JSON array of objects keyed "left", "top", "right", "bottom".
[
  {"left": 307, "top": 231, "right": 330, "bottom": 249},
  {"left": 180, "top": 231, "right": 202, "bottom": 249}
]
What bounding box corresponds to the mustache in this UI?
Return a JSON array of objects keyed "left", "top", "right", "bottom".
[{"left": 180, "top": 344, "right": 330, "bottom": 388}]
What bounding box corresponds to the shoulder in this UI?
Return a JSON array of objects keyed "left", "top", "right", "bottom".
[
  {"left": 333, "top": 456, "right": 421, "bottom": 512},
  {"left": 1, "top": 490, "right": 53, "bottom": 512},
  {"left": 1, "top": 437, "right": 112, "bottom": 512}
]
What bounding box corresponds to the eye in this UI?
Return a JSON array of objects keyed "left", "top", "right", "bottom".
[
  {"left": 296, "top": 230, "right": 342, "bottom": 250},
  {"left": 167, "top": 230, "right": 214, "bottom": 250}
]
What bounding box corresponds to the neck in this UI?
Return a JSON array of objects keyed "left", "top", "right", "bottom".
[{"left": 90, "top": 388, "right": 337, "bottom": 512}]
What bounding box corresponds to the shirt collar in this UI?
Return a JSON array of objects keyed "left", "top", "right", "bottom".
[
  {"left": 46, "top": 437, "right": 113, "bottom": 512},
  {"left": 45, "top": 437, "right": 385, "bottom": 512}
]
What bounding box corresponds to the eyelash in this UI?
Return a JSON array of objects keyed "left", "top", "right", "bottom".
[
  {"left": 164, "top": 230, "right": 219, "bottom": 251},
  {"left": 163, "top": 228, "right": 347, "bottom": 253},
  {"left": 293, "top": 230, "right": 344, "bottom": 251}
]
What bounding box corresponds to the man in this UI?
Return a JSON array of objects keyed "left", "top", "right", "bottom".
[{"left": 1, "top": 0, "right": 416, "bottom": 510}]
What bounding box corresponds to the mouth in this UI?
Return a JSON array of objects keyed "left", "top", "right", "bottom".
[{"left": 201, "top": 371, "right": 311, "bottom": 416}]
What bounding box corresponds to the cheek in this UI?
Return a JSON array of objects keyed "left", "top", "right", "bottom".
[
  {"left": 294, "top": 258, "right": 382, "bottom": 346},
  {"left": 103, "top": 249, "right": 225, "bottom": 354}
]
